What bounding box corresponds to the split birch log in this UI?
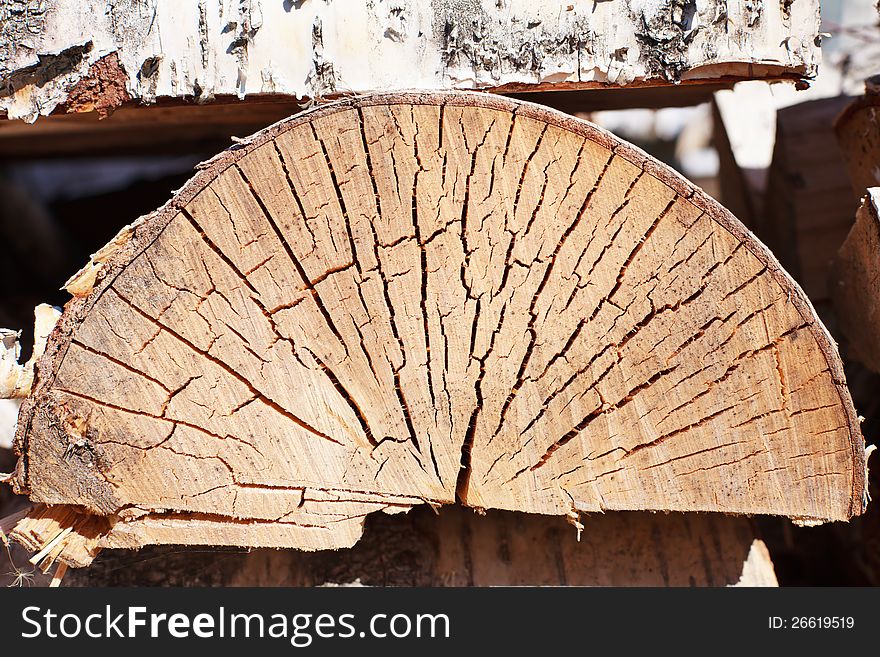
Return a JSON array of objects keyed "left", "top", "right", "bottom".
[
  {"left": 62, "top": 508, "right": 777, "bottom": 587},
  {"left": 1, "top": 0, "right": 822, "bottom": 123},
  {"left": 833, "top": 189, "right": 880, "bottom": 373},
  {"left": 4, "top": 91, "right": 866, "bottom": 568}
]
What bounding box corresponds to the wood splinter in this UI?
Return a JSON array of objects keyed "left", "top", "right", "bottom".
[{"left": 2, "top": 92, "right": 866, "bottom": 568}]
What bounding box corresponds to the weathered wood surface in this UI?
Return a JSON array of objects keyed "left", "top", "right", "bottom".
[
  {"left": 3, "top": 92, "right": 865, "bottom": 567},
  {"left": 1, "top": 0, "right": 822, "bottom": 123}
]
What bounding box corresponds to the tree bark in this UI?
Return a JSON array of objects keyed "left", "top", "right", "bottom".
[
  {"left": 4, "top": 91, "right": 866, "bottom": 568},
  {"left": 1, "top": 0, "right": 822, "bottom": 123}
]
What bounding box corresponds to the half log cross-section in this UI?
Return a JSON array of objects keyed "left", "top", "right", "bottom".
[{"left": 4, "top": 92, "right": 866, "bottom": 567}]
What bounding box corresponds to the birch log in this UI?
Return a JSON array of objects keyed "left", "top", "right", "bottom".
[
  {"left": 1, "top": 0, "right": 822, "bottom": 123},
  {"left": 5, "top": 92, "right": 866, "bottom": 568}
]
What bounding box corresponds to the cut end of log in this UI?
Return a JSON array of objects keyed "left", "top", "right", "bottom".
[
  {"left": 0, "top": 1, "right": 821, "bottom": 123},
  {"left": 6, "top": 92, "right": 866, "bottom": 567}
]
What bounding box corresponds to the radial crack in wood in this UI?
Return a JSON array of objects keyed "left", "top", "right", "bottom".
[{"left": 7, "top": 92, "right": 866, "bottom": 566}]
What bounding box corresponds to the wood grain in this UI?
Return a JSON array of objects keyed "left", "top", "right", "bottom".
[
  {"left": 835, "top": 91, "right": 880, "bottom": 196},
  {"left": 7, "top": 92, "right": 865, "bottom": 566}
]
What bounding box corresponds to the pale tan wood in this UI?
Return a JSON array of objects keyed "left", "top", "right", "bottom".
[
  {"left": 9, "top": 504, "right": 106, "bottom": 569},
  {"left": 834, "top": 189, "right": 880, "bottom": 373},
  {"left": 5, "top": 92, "right": 865, "bottom": 567},
  {"left": 0, "top": 304, "right": 61, "bottom": 399}
]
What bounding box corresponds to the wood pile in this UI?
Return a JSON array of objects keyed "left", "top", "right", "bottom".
[{"left": 0, "top": 0, "right": 875, "bottom": 587}]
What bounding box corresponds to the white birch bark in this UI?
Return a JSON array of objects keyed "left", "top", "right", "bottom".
[{"left": 1, "top": 0, "right": 821, "bottom": 122}]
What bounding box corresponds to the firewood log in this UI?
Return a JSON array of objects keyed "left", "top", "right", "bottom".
[{"left": 2, "top": 92, "right": 866, "bottom": 568}]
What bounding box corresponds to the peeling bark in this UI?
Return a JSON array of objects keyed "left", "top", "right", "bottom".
[
  {"left": 1, "top": 304, "right": 61, "bottom": 400},
  {"left": 1, "top": 0, "right": 821, "bottom": 122},
  {"left": 62, "top": 52, "right": 131, "bottom": 118}
]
